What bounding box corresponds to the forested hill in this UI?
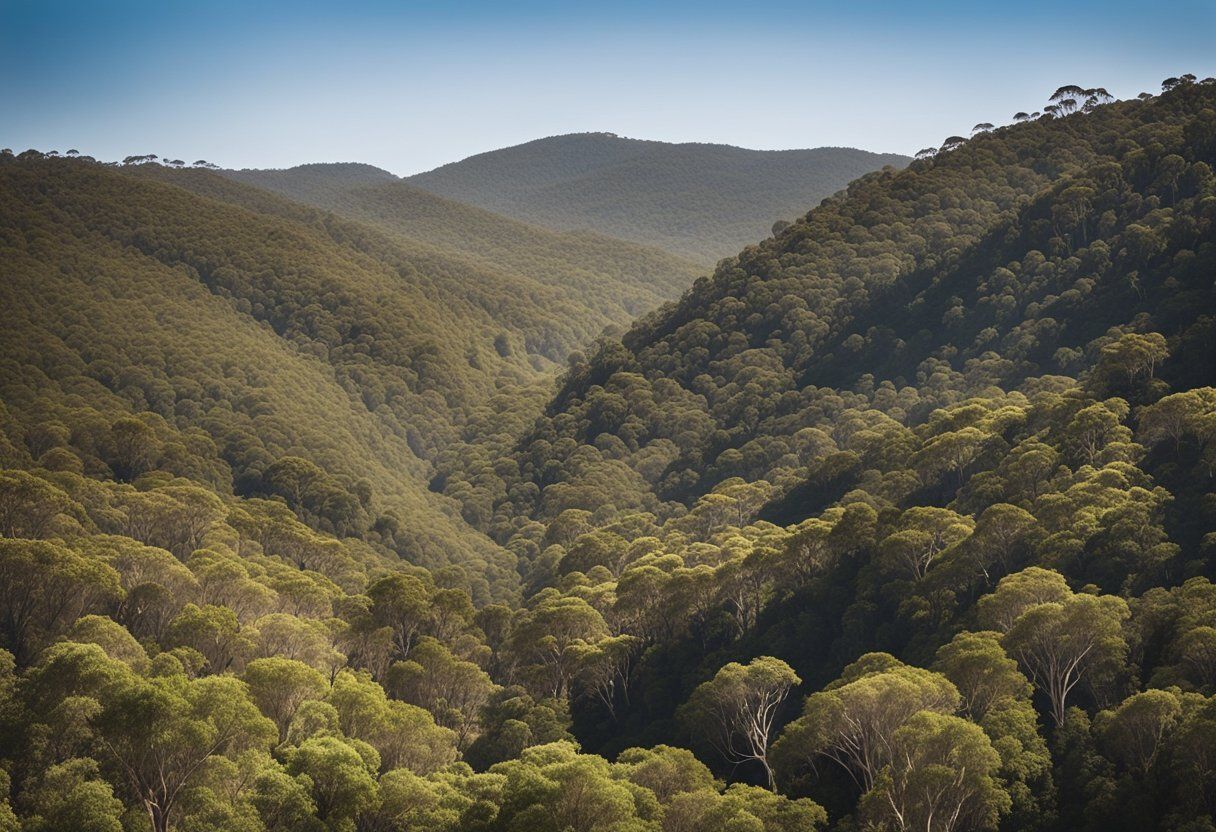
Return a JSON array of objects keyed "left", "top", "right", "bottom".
[
  {"left": 217, "top": 162, "right": 700, "bottom": 324},
  {"left": 230, "top": 161, "right": 399, "bottom": 194},
  {"left": 454, "top": 82, "right": 1215, "bottom": 536},
  {"left": 0, "top": 156, "right": 546, "bottom": 597},
  {"left": 1, "top": 78, "right": 1215, "bottom": 832},
  {"left": 424, "top": 80, "right": 1216, "bottom": 827},
  {"left": 406, "top": 133, "right": 910, "bottom": 261}
]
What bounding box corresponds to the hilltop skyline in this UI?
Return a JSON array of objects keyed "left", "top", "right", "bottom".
[{"left": 4, "top": 0, "right": 1213, "bottom": 174}]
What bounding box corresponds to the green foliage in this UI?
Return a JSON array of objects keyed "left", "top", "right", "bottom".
[
  {"left": 772, "top": 655, "right": 960, "bottom": 792},
  {"left": 0, "top": 155, "right": 527, "bottom": 594},
  {"left": 858, "top": 710, "right": 1010, "bottom": 832},
  {"left": 18, "top": 758, "right": 125, "bottom": 832},
  {"left": 284, "top": 735, "right": 379, "bottom": 828},
  {"left": 679, "top": 656, "right": 800, "bottom": 788},
  {"left": 0, "top": 80, "right": 1214, "bottom": 831},
  {"left": 470, "top": 83, "right": 1215, "bottom": 561},
  {"left": 213, "top": 162, "right": 702, "bottom": 336}
]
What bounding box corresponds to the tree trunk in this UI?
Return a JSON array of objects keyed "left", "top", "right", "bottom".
[{"left": 147, "top": 801, "right": 170, "bottom": 832}]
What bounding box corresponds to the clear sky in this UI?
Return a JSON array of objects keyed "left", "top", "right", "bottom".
[{"left": 3, "top": 0, "right": 1213, "bottom": 175}]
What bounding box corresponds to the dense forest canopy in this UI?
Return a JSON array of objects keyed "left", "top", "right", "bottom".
[
  {"left": 406, "top": 133, "right": 910, "bottom": 262},
  {"left": 215, "top": 162, "right": 700, "bottom": 327},
  {"left": 0, "top": 76, "right": 1214, "bottom": 832},
  {"left": 127, "top": 162, "right": 700, "bottom": 367}
]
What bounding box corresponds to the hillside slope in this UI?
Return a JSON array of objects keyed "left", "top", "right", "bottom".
[
  {"left": 459, "top": 85, "right": 1215, "bottom": 536},
  {"left": 125, "top": 164, "right": 699, "bottom": 365},
  {"left": 428, "top": 84, "right": 1216, "bottom": 815},
  {"left": 0, "top": 157, "right": 526, "bottom": 597},
  {"left": 407, "top": 133, "right": 910, "bottom": 261},
  {"left": 219, "top": 162, "right": 701, "bottom": 325}
]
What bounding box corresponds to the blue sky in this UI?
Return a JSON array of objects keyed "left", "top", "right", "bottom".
[{"left": 3, "top": 0, "right": 1213, "bottom": 175}]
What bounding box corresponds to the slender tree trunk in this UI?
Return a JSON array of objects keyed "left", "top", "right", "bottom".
[
  {"left": 761, "top": 756, "right": 776, "bottom": 791},
  {"left": 147, "top": 801, "right": 170, "bottom": 832}
]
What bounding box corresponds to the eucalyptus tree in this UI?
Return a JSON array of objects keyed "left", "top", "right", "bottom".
[
  {"left": 980, "top": 568, "right": 1130, "bottom": 724},
  {"left": 772, "top": 655, "right": 959, "bottom": 792},
  {"left": 859, "top": 711, "right": 1010, "bottom": 832},
  {"left": 680, "top": 656, "right": 800, "bottom": 789}
]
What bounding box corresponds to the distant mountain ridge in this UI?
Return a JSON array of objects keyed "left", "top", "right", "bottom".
[
  {"left": 221, "top": 161, "right": 396, "bottom": 201},
  {"left": 406, "top": 132, "right": 910, "bottom": 261}
]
